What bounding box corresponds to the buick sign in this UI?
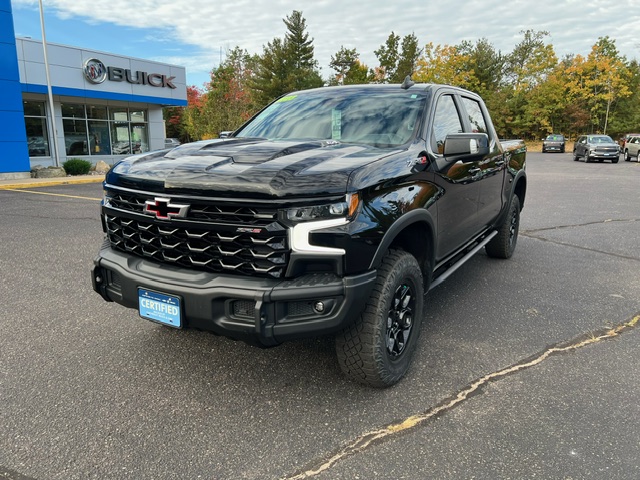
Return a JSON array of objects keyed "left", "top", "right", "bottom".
[
  {"left": 83, "top": 57, "right": 176, "bottom": 89},
  {"left": 83, "top": 58, "right": 107, "bottom": 84}
]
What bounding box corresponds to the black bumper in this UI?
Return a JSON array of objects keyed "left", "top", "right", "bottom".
[{"left": 92, "top": 243, "right": 376, "bottom": 346}]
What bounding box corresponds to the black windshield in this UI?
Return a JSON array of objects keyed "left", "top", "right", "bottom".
[{"left": 235, "top": 89, "right": 427, "bottom": 148}]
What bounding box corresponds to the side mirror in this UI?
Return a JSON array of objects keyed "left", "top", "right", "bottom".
[{"left": 443, "top": 133, "right": 490, "bottom": 162}]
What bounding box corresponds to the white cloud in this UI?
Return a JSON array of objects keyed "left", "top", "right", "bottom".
[{"left": 12, "top": 0, "right": 640, "bottom": 83}]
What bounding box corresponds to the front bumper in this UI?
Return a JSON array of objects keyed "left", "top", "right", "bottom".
[{"left": 92, "top": 242, "right": 376, "bottom": 346}]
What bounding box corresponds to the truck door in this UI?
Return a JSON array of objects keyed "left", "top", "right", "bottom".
[
  {"left": 459, "top": 96, "right": 505, "bottom": 227},
  {"left": 428, "top": 92, "right": 481, "bottom": 259}
]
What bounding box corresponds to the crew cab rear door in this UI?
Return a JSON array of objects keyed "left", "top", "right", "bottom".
[{"left": 457, "top": 95, "right": 505, "bottom": 228}]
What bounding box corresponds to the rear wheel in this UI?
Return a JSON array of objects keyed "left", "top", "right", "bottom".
[
  {"left": 624, "top": 150, "right": 630, "bottom": 161},
  {"left": 573, "top": 151, "right": 579, "bottom": 161},
  {"left": 335, "top": 249, "right": 424, "bottom": 387},
  {"left": 486, "top": 195, "right": 520, "bottom": 259}
]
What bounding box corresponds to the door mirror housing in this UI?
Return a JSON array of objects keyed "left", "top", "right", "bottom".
[{"left": 443, "top": 133, "right": 490, "bottom": 162}]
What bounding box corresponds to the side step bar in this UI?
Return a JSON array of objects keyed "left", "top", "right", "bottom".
[{"left": 429, "top": 230, "right": 497, "bottom": 291}]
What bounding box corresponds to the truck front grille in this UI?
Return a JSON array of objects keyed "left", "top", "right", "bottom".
[
  {"left": 107, "top": 191, "right": 278, "bottom": 225},
  {"left": 105, "top": 215, "right": 288, "bottom": 278}
]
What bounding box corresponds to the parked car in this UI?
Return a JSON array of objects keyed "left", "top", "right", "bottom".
[
  {"left": 619, "top": 133, "right": 640, "bottom": 151},
  {"left": 542, "top": 134, "right": 565, "bottom": 153},
  {"left": 164, "top": 138, "right": 181, "bottom": 148},
  {"left": 623, "top": 135, "right": 640, "bottom": 162},
  {"left": 573, "top": 135, "right": 619, "bottom": 163}
]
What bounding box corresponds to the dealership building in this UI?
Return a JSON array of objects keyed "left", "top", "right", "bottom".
[{"left": 0, "top": 1, "right": 187, "bottom": 180}]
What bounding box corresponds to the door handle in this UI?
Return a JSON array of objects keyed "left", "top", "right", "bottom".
[{"left": 469, "top": 167, "right": 481, "bottom": 175}]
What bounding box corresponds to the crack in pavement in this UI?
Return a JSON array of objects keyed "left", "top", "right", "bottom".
[
  {"left": 283, "top": 314, "right": 640, "bottom": 480},
  {"left": 522, "top": 218, "right": 639, "bottom": 234},
  {"left": 520, "top": 232, "right": 640, "bottom": 262}
]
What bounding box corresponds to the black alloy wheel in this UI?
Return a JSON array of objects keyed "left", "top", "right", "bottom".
[{"left": 385, "top": 283, "right": 415, "bottom": 359}]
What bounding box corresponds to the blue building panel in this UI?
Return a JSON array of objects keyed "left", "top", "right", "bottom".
[
  {"left": 0, "top": 0, "right": 30, "bottom": 175},
  {"left": 0, "top": 142, "right": 31, "bottom": 173}
]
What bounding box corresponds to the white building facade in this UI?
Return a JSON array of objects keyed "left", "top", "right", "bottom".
[{"left": 0, "top": 0, "right": 187, "bottom": 179}]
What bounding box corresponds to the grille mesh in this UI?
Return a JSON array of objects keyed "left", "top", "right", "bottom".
[{"left": 104, "top": 189, "right": 289, "bottom": 279}]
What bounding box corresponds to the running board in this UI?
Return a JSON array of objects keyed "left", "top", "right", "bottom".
[{"left": 429, "top": 230, "right": 498, "bottom": 291}]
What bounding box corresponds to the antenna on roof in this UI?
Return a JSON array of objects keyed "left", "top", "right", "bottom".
[{"left": 400, "top": 75, "right": 415, "bottom": 90}]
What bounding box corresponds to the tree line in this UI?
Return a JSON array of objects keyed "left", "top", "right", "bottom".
[{"left": 164, "top": 11, "right": 640, "bottom": 142}]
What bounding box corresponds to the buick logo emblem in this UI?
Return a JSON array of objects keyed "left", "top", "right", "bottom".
[
  {"left": 144, "top": 198, "right": 189, "bottom": 220},
  {"left": 83, "top": 58, "right": 107, "bottom": 84}
]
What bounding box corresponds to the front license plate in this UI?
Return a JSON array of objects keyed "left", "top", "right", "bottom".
[{"left": 138, "top": 288, "right": 182, "bottom": 328}]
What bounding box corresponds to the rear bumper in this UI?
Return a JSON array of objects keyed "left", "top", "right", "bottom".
[{"left": 92, "top": 242, "right": 376, "bottom": 346}]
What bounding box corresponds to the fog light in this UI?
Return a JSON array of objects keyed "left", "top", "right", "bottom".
[
  {"left": 313, "top": 301, "right": 325, "bottom": 313},
  {"left": 95, "top": 275, "right": 103, "bottom": 284}
]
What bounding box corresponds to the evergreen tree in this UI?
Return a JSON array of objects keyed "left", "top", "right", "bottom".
[{"left": 251, "top": 10, "right": 323, "bottom": 106}]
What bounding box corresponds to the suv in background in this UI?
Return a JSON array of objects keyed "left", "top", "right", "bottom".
[
  {"left": 542, "top": 134, "right": 565, "bottom": 153},
  {"left": 164, "top": 138, "right": 181, "bottom": 148},
  {"left": 573, "top": 135, "right": 619, "bottom": 163},
  {"left": 623, "top": 135, "right": 640, "bottom": 162}
]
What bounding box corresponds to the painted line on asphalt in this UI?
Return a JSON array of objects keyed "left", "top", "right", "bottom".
[
  {"left": 284, "top": 313, "right": 640, "bottom": 479},
  {"left": 1, "top": 189, "right": 101, "bottom": 201}
]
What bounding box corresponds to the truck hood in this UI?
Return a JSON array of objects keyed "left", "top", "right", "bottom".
[{"left": 108, "top": 138, "right": 397, "bottom": 198}]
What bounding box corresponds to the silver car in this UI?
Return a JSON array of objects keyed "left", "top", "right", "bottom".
[
  {"left": 573, "top": 135, "right": 619, "bottom": 163},
  {"left": 623, "top": 135, "right": 640, "bottom": 162}
]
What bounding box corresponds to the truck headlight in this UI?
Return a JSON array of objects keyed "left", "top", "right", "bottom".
[
  {"left": 285, "top": 194, "right": 359, "bottom": 223},
  {"left": 287, "top": 194, "right": 359, "bottom": 255}
]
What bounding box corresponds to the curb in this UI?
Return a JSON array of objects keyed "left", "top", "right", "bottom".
[{"left": 0, "top": 175, "right": 105, "bottom": 190}]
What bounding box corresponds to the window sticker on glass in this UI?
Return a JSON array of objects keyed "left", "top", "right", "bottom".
[
  {"left": 332, "top": 109, "right": 342, "bottom": 140},
  {"left": 277, "top": 95, "right": 298, "bottom": 103}
]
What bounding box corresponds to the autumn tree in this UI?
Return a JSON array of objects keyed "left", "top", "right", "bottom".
[
  {"left": 200, "top": 47, "right": 259, "bottom": 137},
  {"left": 181, "top": 85, "right": 207, "bottom": 141},
  {"left": 413, "top": 42, "right": 478, "bottom": 89},
  {"left": 564, "top": 37, "right": 632, "bottom": 134},
  {"left": 251, "top": 10, "right": 323, "bottom": 106}
]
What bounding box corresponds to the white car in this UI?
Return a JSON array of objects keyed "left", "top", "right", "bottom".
[{"left": 623, "top": 135, "right": 640, "bottom": 162}]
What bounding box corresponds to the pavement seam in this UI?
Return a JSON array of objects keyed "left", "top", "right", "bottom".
[
  {"left": 0, "top": 189, "right": 101, "bottom": 201},
  {"left": 520, "top": 232, "right": 640, "bottom": 262},
  {"left": 284, "top": 313, "right": 640, "bottom": 479}
]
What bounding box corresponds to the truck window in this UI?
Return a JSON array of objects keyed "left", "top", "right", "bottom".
[
  {"left": 431, "top": 94, "right": 463, "bottom": 154},
  {"left": 461, "top": 97, "right": 488, "bottom": 135}
]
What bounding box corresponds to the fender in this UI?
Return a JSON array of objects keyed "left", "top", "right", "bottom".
[{"left": 368, "top": 208, "right": 436, "bottom": 270}]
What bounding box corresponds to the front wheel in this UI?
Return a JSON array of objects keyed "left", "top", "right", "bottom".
[
  {"left": 335, "top": 249, "right": 424, "bottom": 387},
  {"left": 624, "top": 150, "right": 630, "bottom": 161},
  {"left": 573, "top": 151, "right": 579, "bottom": 161},
  {"left": 612, "top": 156, "right": 619, "bottom": 164},
  {"left": 485, "top": 195, "right": 521, "bottom": 259}
]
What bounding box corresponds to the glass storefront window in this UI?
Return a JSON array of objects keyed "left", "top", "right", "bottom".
[
  {"left": 61, "top": 104, "right": 86, "bottom": 118},
  {"left": 110, "top": 122, "right": 131, "bottom": 155},
  {"left": 63, "top": 119, "right": 88, "bottom": 155},
  {"left": 130, "top": 110, "right": 146, "bottom": 122},
  {"left": 131, "top": 124, "right": 149, "bottom": 153},
  {"left": 25, "top": 117, "right": 50, "bottom": 157},
  {"left": 23, "top": 101, "right": 50, "bottom": 157},
  {"left": 88, "top": 121, "right": 111, "bottom": 155},
  {"left": 23, "top": 101, "right": 46, "bottom": 116},
  {"left": 110, "top": 108, "right": 129, "bottom": 122},
  {"left": 87, "top": 105, "right": 108, "bottom": 120}
]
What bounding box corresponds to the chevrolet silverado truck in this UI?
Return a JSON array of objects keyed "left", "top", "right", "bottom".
[{"left": 92, "top": 81, "right": 527, "bottom": 387}]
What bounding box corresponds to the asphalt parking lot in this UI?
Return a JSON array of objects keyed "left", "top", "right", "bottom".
[{"left": 1, "top": 152, "right": 639, "bottom": 480}]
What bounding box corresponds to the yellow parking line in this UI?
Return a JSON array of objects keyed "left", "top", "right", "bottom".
[{"left": 2, "top": 188, "right": 101, "bottom": 201}]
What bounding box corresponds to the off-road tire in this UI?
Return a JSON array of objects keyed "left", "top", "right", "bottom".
[
  {"left": 335, "top": 249, "right": 424, "bottom": 388},
  {"left": 485, "top": 195, "right": 520, "bottom": 259}
]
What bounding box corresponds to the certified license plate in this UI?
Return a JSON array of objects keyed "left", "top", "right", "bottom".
[{"left": 138, "top": 288, "right": 182, "bottom": 328}]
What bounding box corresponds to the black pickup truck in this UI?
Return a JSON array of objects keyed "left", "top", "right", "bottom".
[{"left": 92, "top": 81, "right": 526, "bottom": 387}]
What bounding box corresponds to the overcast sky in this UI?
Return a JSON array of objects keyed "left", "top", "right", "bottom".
[{"left": 10, "top": 0, "right": 640, "bottom": 89}]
